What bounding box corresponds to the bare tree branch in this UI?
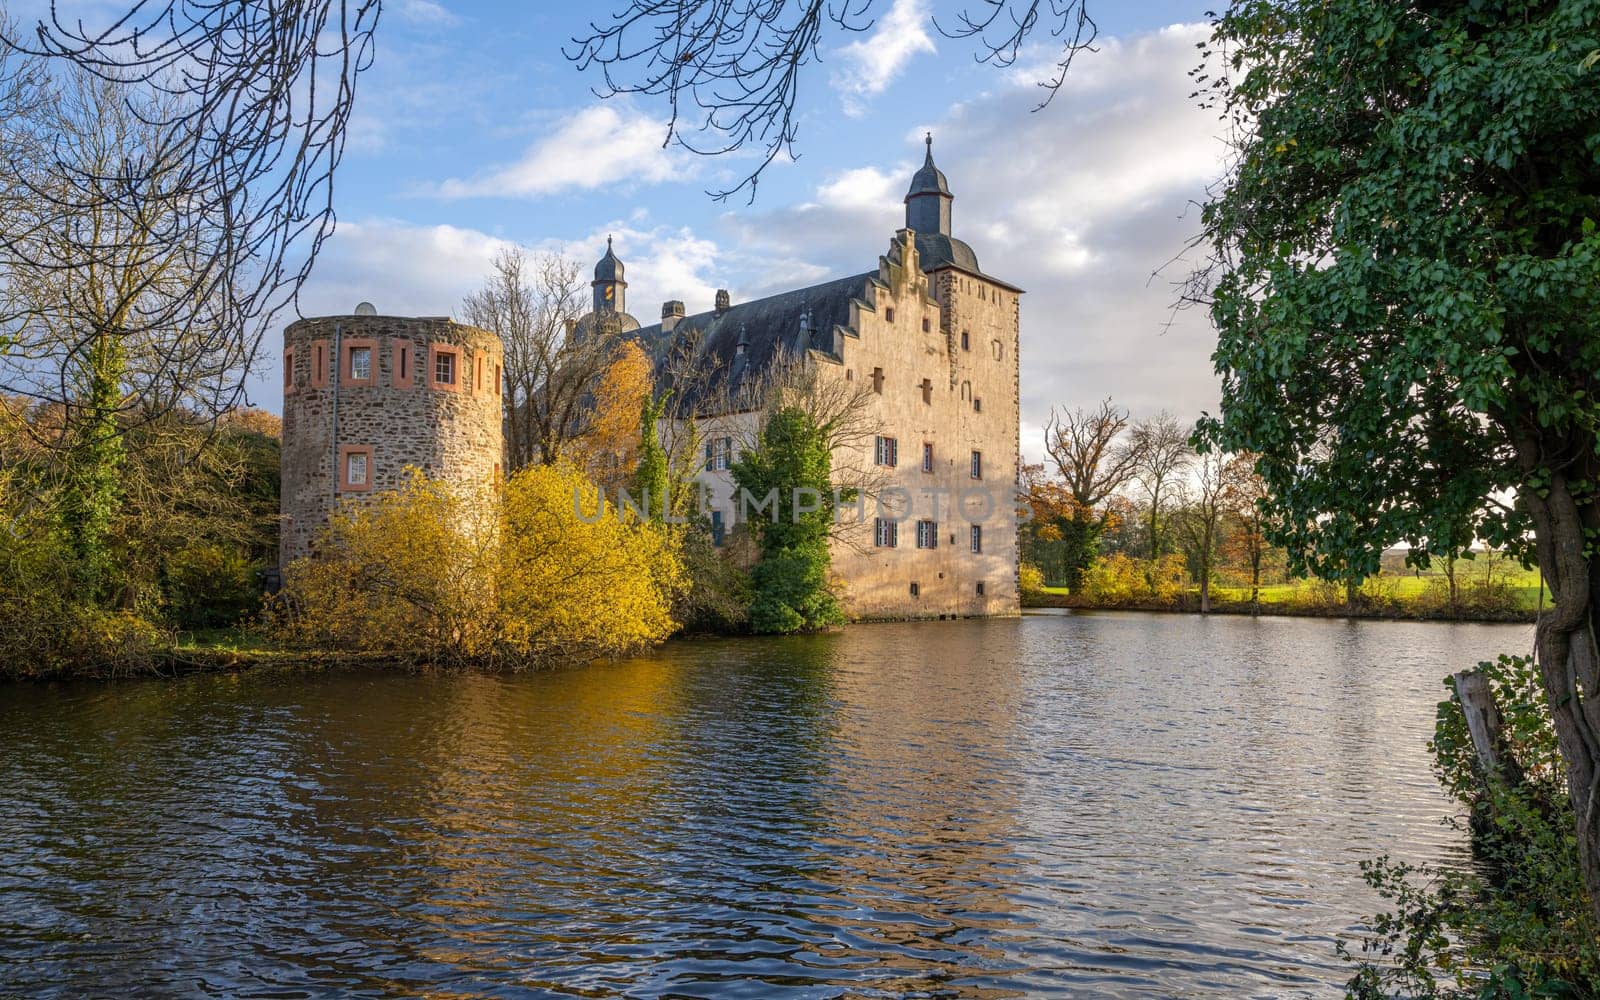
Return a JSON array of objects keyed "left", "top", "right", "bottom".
[{"left": 568, "top": 0, "right": 1096, "bottom": 200}]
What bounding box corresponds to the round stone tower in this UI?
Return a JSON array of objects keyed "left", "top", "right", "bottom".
[{"left": 279, "top": 311, "right": 505, "bottom": 565}]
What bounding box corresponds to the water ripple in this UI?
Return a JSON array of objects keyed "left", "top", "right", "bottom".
[{"left": 0, "top": 611, "right": 1528, "bottom": 997}]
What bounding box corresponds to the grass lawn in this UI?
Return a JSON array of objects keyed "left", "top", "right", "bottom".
[{"left": 1035, "top": 563, "right": 1549, "bottom": 618}]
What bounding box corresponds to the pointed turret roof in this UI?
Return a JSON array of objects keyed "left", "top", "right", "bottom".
[
  {"left": 594, "top": 235, "right": 625, "bottom": 283},
  {"left": 905, "top": 133, "right": 951, "bottom": 200}
]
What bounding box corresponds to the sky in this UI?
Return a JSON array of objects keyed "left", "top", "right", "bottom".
[{"left": 23, "top": 0, "right": 1231, "bottom": 457}]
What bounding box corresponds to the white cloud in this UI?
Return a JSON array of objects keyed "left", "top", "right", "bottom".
[
  {"left": 394, "top": 0, "right": 460, "bottom": 27},
  {"left": 831, "top": 0, "right": 937, "bottom": 115},
  {"left": 290, "top": 219, "right": 513, "bottom": 320},
  {"left": 728, "top": 22, "right": 1227, "bottom": 458},
  {"left": 434, "top": 105, "right": 688, "bottom": 199}
]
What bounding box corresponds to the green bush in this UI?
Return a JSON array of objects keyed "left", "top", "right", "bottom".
[
  {"left": 1342, "top": 655, "right": 1599, "bottom": 998},
  {"left": 164, "top": 542, "right": 262, "bottom": 629}
]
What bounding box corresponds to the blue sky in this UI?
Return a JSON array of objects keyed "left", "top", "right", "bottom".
[{"left": 23, "top": 0, "right": 1229, "bottom": 452}]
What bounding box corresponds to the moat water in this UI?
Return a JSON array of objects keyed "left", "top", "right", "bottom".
[{"left": 0, "top": 611, "right": 1531, "bottom": 998}]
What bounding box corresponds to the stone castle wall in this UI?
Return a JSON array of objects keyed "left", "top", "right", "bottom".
[
  {"left": 279, "top": 315, "right": 505, "bottom": 565},
  {"left": 825, "top": 232, "right": 1022, "bottom": 619},
  {"left": 686, "top": 231, "right": 1023, "bottom": 620}
]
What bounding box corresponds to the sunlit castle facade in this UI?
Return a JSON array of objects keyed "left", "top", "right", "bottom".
[{"left": 620, "top": 136, "right": 1024, "bottom": 619}]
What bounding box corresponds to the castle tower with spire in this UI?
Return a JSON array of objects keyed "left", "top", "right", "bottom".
[
  {"left": 592, "top": 235, "right": 628, "bottom": 316},
  {"left": 572, "top": 236, "right": 641, "bottom": 340}
]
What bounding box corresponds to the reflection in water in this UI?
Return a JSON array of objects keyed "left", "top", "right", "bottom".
[{"left": 0, "top": 611, "right": 1530, "bottom": 997}]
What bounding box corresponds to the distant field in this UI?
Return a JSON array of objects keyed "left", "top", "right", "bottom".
[
  {"left": 1211, "top": 565, "right": 1549, "bottom": 613},
  {"left": 1034, "top": 563, "right": 1550, "bottom": 617}
]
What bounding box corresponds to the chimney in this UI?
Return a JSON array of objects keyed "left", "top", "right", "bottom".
[
  {"left": 661, "top": 300, "right": 685, "bottom": 333},
  {"left": 714, "top": 289, "right": 730, "bottom": 315}
]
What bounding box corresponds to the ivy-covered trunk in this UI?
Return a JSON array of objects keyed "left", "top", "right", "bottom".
[
  {"left": 60, "top": 330, "right": 126, "bottom": 593},
  {"left": 1519, "top": 464, "right": 1600, "bottom": 927}
]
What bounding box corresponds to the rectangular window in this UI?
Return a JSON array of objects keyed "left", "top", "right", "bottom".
[
  {"left": 976, "top": 581, "right": 986, "bottom": 596},
  {"left": 874, "top": 435, "right": 898, "bottom": 468},
  {"left": 973, "top": 397, "right": 982, "bottom": 413},
  {"left": 921, "top": 442, "right": 933, "bottom": 473},
  {"left": 339, "top": 446, "right": 374, "bottom": 492},
  {"left": 971, "top": 524, "right": 983, "bottom": 553},
  {"left": 705, "top": 436, "right": 733, "bottom": 471},
  {"left": 961, "top": 331, "right": 970, "bottom": 351},
  {"left": 432, "top": 346, "right": 458, "bottom": 389},
  {"left": 970, "top": 450, "right": 983, "bottom": 480},
  {"left": 710, "top": 510, "right": 726, "bottom": 547},
  {"left": 495, "top": 364, "right": 503, "bottom": 398},
  {"left": 348, "top": 346, "right": 371, "bottom": 382},
  {"left": 920, "top": 378, "right": 933, "bottom": 405},
  {"left": 874, "top": 517, "right": 898, "bottom": 548},
  {"left": 871, "top": 367, "right": 884, "bottom": 394},
  {"left": 921, "top": 317, "right": 931, "bottom": 332},
  {"left": 910, "top": 581, "right": 920, "bottom": 598},
  {"left": 283, "top": 348, "right": 294, "bottom": 393},
  {"left": 884, "top": 306, "right": 895, "bottom": 324},
  {"left": 915, "top": 519, "right": 939, "bottom": 549}
]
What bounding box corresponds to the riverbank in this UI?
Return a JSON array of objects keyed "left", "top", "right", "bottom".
[{"left": 1023, "top": 589, "right": 1538, "bottom": 623}]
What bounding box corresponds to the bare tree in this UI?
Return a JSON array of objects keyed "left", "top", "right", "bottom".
[
  {"left": 1128, "top": 411, "right": 1193, "bottom": 561},
  {"left": 1045, "top": 397, "right": 1139, "bottom": 515},
  {"left": 1220, "top": 451, "right": 1272, "bottom": 613},
  {"left": 1177, "top": 450, "right": 1243, "bottom": 613},
  {"left": 568, "top": 0, "right": 1097, "bottom": 200},
  {"left": 1, "top": 68, "right": 271, "bottom": 575},
  {"left": 462, "top": 247, "right": 631, "bottom": 470},
  {"left": 1, "top": 2, "right": 379, "bottom": 425}
]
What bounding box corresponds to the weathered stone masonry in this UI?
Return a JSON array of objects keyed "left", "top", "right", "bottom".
[{"left": 279, "top": 314, "right": 505, "bottom": 565}]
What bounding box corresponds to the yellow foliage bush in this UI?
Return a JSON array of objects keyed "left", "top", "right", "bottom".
[
  {"left": 1080, "top": 552, "right": 1146, "bottom": 604},
  {"left": 1080, "top": 552, "right": 1189, "bottom": 606},
  {"left": 273, "top": 464, "right": 684, "bottom": 666},
  {"left": 1019, "top": 562, "right": 1046, "bottom": 596},
  {"left": 274, "top": 471, "right": 499, "bottom": 661},
  {"left": 498, "top": 462, "right": 685, "bottom": 660}
]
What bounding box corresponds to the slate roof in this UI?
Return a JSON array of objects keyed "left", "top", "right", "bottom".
[
  {"left": 636, "top": 271, "right": 876, "bottom": 411},
  {"left": 906, "top": 135, "right": 951, "bottom": 198},
  {"left": 915, "top": 231, "right": 981, "bottom": 274}
]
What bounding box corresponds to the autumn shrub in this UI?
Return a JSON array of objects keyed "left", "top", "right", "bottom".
[
  {"left": 272, "top": 471, "right": 500, "bottom": 662},
  {"left": 1148, "top": 553, "right": 1188, "bottom": 603},
  {"left": 497, "top": 462, "right": 685, "bottom": 660},
  {"left": 272, "top": 465, "right": 684, "bottom": 666},
  {"left": 1343, "top": 655, "right": 1600, "bottom": 998},
  {"left": 1019, "top": 562, "right": 1046, "bottom": 599},
  {"left": 1080, "top": 552, "right": 1146, "bottom": 605}
]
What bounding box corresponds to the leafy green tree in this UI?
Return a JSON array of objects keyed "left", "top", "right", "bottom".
[
  {"left": 731, "top": 405, "right": 846, "bottom": 633},
  {"left": 1197, "top": 0, "right": 1600, "bottom": 921},
  {"left": 633, "top": 393, "right": 670, "bottom": 522}
]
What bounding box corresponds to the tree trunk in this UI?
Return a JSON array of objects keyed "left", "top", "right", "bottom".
[
  {"left": 1452, "top": 668, "right": 1524, "bottom": 788},
  {"left": 1519, "top": 465, "right": 1600, "bottom": 927},
  {"left": 1200, "top": 520, "right": 1213, "bottom": 614},
  {"left": 1446, "top": 554, "right": 1461, "bottom": 618},
  {"left": 1249, "top": 550, "right": 1261, "bottom": 615}
]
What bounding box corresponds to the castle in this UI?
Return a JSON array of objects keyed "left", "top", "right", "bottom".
[{"left": 280, "top": 137, "right": 1022, "bottom": 619}]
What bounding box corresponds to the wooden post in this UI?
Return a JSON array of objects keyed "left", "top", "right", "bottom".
[{"left": 1452, "top": 668, "right": 1524, "bottom": 788}]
